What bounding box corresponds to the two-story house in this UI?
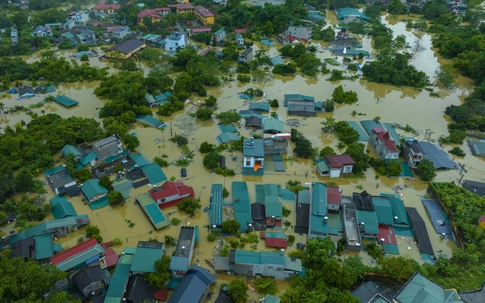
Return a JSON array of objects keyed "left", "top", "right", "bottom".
[
  {"left": 238, "top": 47, "right": 254, "bottom": 63},
  {"left": 242, "top": 138, "right": 264, "bottom": 175},
  {"left": 169, "top": 226, "right": 196, "bottom": 278},
  {"left": 165, "top": 31, "right": 187, "bottom": 51},
  {"left": 213, "top": 28, "right": 226, "bottom": 42},
  {"left": 284, "top": 25, "right": 312, "bottom": 40},
  {"left": 316, "top": 154, "right": 355, "bottom": 177},
  {"left": 194, "top": 5, "right": 215, "bottom": 25},
  {"left": 370, "top": 126, "right": 400, "bottom": 160},
  {"left": 403, "top": 138, "right": 425, "bottom": 168}
]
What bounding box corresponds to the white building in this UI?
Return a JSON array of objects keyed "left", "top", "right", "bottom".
[
  {"left": 284, "top": 25, "right": 312, "bottom": 40},
  {"left": 165, "top": 31, "right": 187, "bottom": 51}
]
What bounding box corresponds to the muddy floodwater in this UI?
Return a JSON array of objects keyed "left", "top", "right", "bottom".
[{"left": 0, "top": 12, "right": 483, "bottom": 302}]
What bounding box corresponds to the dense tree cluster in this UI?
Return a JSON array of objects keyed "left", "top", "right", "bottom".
[
  {"left": 290, "top": 128, "right": 314, "bottom": 159},
  {"left": 332, "top": 85, "right": 358, "bottom": 104},
  {"left": 279, "top": 44, "right": 321, "bottom": 76},
  {"left": 177, "top": 197, "right": 202, "bottom": 215}
]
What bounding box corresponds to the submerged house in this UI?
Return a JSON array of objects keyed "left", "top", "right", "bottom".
[
  {"left": 370, "top": 126, "right": 399, "bottom": 160},
  {"left": 403, "top": 138, "right": 425, "bottom": 169},
  {"left": 209, "top": 184, "right": 223, "bottom": 230},
  {"left": 50, "top": 238, "right": 105, "bottom": 272},
  {"left": 71, "top": 266, "right": 107, "bottom": 297},
  {"left": 167, "top": 264, "right": 216, "bottom": 303},
  {"left": 284, "top": 93, "right": 316, "bottom": 116},
  {"left": 148, "top": 181, "right": 195, "bottom": 209},
  {"left": 316, "top": 154, "right": 355, "bottom": 177},
  {"left": 309, "top": 182, "right": 329, "bottom": 239},
  {"left": 92, "top": 134, "right": 123, "bottom": 162},
  {"left": 80, "top": 179, "right": 109, "bottom": 209},
  {"left": 242, "top": 138, "right": 265, "bottom": 175},
  {"left": 169, "top": 226, "right": 196, "bottom": 278},
  {"left": 44, "top": 165, "right": 79, "bottom": 196}
]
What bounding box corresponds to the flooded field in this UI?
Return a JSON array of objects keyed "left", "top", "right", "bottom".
[{"left": 0, "top": 12, "right": 482, "bottom": 302}]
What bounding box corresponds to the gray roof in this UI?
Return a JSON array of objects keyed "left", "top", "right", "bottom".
[
  {"left": 167, "top": 264, "right": 216, "bottom": 303},
  {"left": 107, "top": 39, "right": 145, "bottom": 54},
  {"left": 418, "top": 141, "right": 456, "bottom": 170},
  {"left": 72, "top": 266, "right": 106, "bottom": 291},
  {"left": 468, "top": 140, "right": 485, "bottom": 156},
  {"left": 243, "top": 139, "right": 264, "bottom": 157},
  {"left": 462, "top": 180, "right": 485, "bottom": 197},
  {"left": 395, "top": 272, "right": 464, "bottom": 303}
]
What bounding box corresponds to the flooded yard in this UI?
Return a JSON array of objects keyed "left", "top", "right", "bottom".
[{"left": 0, "top": 12, "right": 482, "bottom": 302}]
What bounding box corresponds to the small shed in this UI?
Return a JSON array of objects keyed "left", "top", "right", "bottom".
[{"left": 54, "top": 95, "right": 79, "bottom": 108}]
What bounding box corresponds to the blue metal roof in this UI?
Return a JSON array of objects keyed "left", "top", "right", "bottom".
[
  {"left": 50, "top": 195, "right": 77, "bottom": 219},
  {"left": 210, "top": 184, "right": 223, "bottom": 227},
  {"left": 311, "top": 183, "right": 327, "bottom": 215},
  {"left": 167, "top": 264, "right": 215, "bottom": 303},
  {"left": 232, "top": 182, "right": 252, "bottom": 232},
  {"left": 140, "top": 163, "right": 167, "bottom": 185}
]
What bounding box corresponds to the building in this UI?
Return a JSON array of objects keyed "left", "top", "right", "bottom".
[
  {"left": 394, "top": 272, "right": 464, "bottom": 303},
  {"left": 255, "top": 184, "right": 282, "bottom": 228},
  {"left": 165, "top": 31, "right": 187, "bottom": 51},
  {"left": 169, "top": 226, "right": 196, "bottom": 278},
  {"left": 18, "top": 85, "right": 35, "bottom": 99},
  {"left": 10, "top": 27, "right": 18, "bottom": 45},
  {"left": 104, "top": 247, "right": 135, "bottom": 302},
  {"left": 92, "top": 134, "right": 122, "bottom": 162},
  {"left": 284, "top": 94, "right": 316, "bottom": 116},
  {"left": 194, "top": 6, "right": 215, "bottom": 25},
  {"left": 171, "top": 3, "right": 194, "bottom": 14},
  {"left": 326, "top": 186, "right": 341, "bottom": 214},
  {"left": 260, "top": 232, "right": 287, "bottom": 248},
  {"left": 131, "top": 241, "right": 165, "bottom": 274},
  {"left": 308, "top": 182, "right": 330, "bottom": 239},
  {"left": 105, "top": 39, "right": 146, "bottom": 59},
  {"left": 8, "top": 217, "right": 78, "bottom": 247},
  {"left": 71, "top": 266, "right": 107, "bottom": 297},
  {"left": 80, "top": 179, "right": 109, "bottom": 208},
  {"left": 353, "top": 191, "right": 379, "bottom": 238},
  {"left": 236, "top": 33, "right": 244, "bottom": 46},
  {"left": 403, "top": 138, "right": 425, "bottom": 168},
  {"left": 370, "top": 126, "right": 399, "bottom": 160},
  {"left": 342, "top": 195, "right": 362, "bottom": 251},
  {"left": 277, "top": 34, "right": 290, "bottom": 45},
  {"left": 468, "top": 140, "right": 485, "bottom": 156},
  {"left": 92, "top": 0, "right": 120, "bottom": 14},
  {"left": 242, "top": 138, "right": 265, "bottom": 175},
  {"left": 136, "top": 193, "right": 170, "bottom": 229},
  {"left": 462, "top": 180, "right": 485, "bottom": 197},
  {"left": 64, "top": 19, "right": 76, "bottom": 30},
  {"left": 238, "top": 47, "right": 254, "bottom": 63},
  {"left": 44, "top": 165, "right": 79, "bottom": 196},
  {"left": 284, "top": 26, "right": 312, "bottom": 40},
  {"left": 50, "top": 238, "right": 105, "bottom": 272},
  {"left": 334, "top": 7, "right": 369, "bottom": 24},
  {"left": 228, "top": 249, "right": 302, "bottom": 279},
  {"left": 137, "top": 8, "right": 170, "bottom": 26},
  {"left": 294, "top": 188, "right": 310, "bottom": 234},
  {"left": 233, "top": 181, "right": 253, "bottom": 232},
  {"left": 316, "top": 154, "right": 355, "bottom": 177},
  {"left": 213, "top": 28, "right": 226, "bottom": 42},
  {"left": 417, "top": 141, "right": 456, "bottom": 170},
  {"left": 263, "top": 118, "right": 284, "bottom": 134},
  {"left": 148, "top": 181, "right": 195, "bottom": 209},
  {"left": 167, "top": 264, "right": 216, "bottom": 303},
  {"left": 209, "top": 184, "right": 223, "bottom": 230},
  {"left": 108, "top": 26, "right": 131, "bottom": 40}
]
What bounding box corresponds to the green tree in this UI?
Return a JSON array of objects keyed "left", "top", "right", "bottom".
[
  {"left": 199, "top": 141, "right": 215, "bottom": 153},
  {"left": 123, "top": 134, "right": 140, "bottom": 151},
  {"left": 145, "top": 254, "right": 172, "bottom": 289},
  {"left": 332, "top": 85, "right": 358, "bottom": 104},
  {"left": 286, "top": 180, "right": 305, "bottom": 194},
  {"left": 98, "top": 175, "right": 113, "bottom": 191},
  {"left": 345, "top": 142, "right": 370, "bottom": 175},
  {"left": 416, "top": 158, "right": 436, "bottom": 181},
  {"left": 229, "top": 279, "right": 248, "bottom": 303},
  {"left": 196, "top": 108, "right": 213, "bottom": 121},
  {"left": 0, "top": 249, "right": 68, "bottom": 302},
  {"left": 217, "top": 111, "right": 241, "bottom": 125},
  {"left": 85, "top": 225, "right": 102, "bottom": 243},
  {"left": 203, "top": 151, "right": 221, "bottom": 170},
  {"left": 205, "top": 95, "right": 217, "bottom": 107},
  {"left": 263, "top": 21, "right": 274, "bottom": 36},
  {"left": 319, "top": 146, "right": 337, "bottom": 158},
  {"left": 207, "top": 233, "right": 217, "bottom": 241},
  {"left": 221, "top": 219, "right": 240, "bottom": 234},
  {"left": 177, "top": 197, "right": 202, "bottom": 215},
  {"left": 254, "top": 277, "right": 278, "bottom": 294},
  {"left": 387, "top": 161, "right": 402, "bottom": 176},
  {"left": 378, "top": 256, "right": 421, "bottom": 282},
  {"left": 388, "top": 0, "right": 407, "bottom": 14},
  {"left": 109, "top": 191, "right": 125, "bottom": 207},
  {"left": 171, "top": 134, "right": 188, "bottom": 146}
]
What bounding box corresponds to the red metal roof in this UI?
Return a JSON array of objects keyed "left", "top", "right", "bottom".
[
  {"left": 155, "top": 288, "right": 168, "bottom": 300},
  {"left": 265, "top": 238, "right": 287, "bottom": 248},
  {"left": 235, "top": 29, "right": 247, "bottom": 34},
  {"left": 170, "top": 3, "right": 194, "bottom": 9},
  {"left": 93, "top": 4, "right": 120, "bottom": 10},
  {"left": 373, "top": 127, "right": 399, "bottom": 152},
  {"left": 325, "top": 154, "right": 355, "bottom": 168},
  {"left": 327, "top": 186, "right": 341, "bottom": 205},
  {"left": 51, "top": 238, "right": 98, "bottom": 264},
  {"left": 103, "top": 248, "right": 119, "bottom": 268},
  {"left": 259, "top": 231, "right": 266, "bottom": 238},
  {"left": 149, "top": 181, "right": 194, "bottom": 201},
  {"left": 191, "top": 27, "right": 212, "bottom": 33},
  {"left": 194, "top": 5, "right": 214, "bottom": 17},
  {"left": 106, "top": 25, "right": 121, "bottom": 33},
  {"left": 378, "top": 225, "right": 397, "bottom": 244},
  {"left": 137, "top": 8, "right": 162, "bottom": 19},
  {"left": 287, "top": 35, "right": 297, "bottom": 42}
]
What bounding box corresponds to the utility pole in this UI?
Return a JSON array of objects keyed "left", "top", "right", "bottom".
[{"left": 170, "top": 114, "right": 173, "bottom": 138}]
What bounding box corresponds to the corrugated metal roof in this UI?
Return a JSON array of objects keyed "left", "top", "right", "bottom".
[
  {"left": 345, "top": 121, "right": 369, "bottom": 141},
  {"left": 356, "top": 210, "right": 379, "bottom": 235},
  {"left": 54, "top": 95, "right": 79, "bottom": 108},
  {"left": 243, "top": 139, "right": 264, "bottom": 157},
  {"left": 310, "top": 213, "right": 329, "bottom": 237},
  {"left": 210, "top": 184, "right": 223, "bottom": 227},
  {"left": 395, "top": 273, "right": 464, "bottom": 303},
  {"left": 79, "top": 152, "right": 98, "bottom": 166},
  {"left": 373, "top": 197, "right": 394, "bottom": 225},
  {"left": 265, "top": 294, "right": 282, "bottom": 303},
  {"left": 33, "top": 233, "right": 54, "bottom": 259},
  {"left": 249, "top": 102, "right": 270, "bottom": 112},
  {"left": 129, "top": 153, "right": 150, "bottom": 167},
  {"left": 50, "top": 195, "right": 77, "bottom": 219},
  {"left": 131, "top": 243, "right": 165, "bottom": 273},
  {"left": 263, "top": 118, "right": 284, "bottom": 132},
  {"left": 113, "top": 180, "right": 133, "bottom": 199},
  {"left": 169, "top": 256, "right": 189, "bottom": 271},
  {"left": 284, "top": 257, "right": 302, "bottom": 272},
  {"left": 81, "top": 179, "right": 108, "bottom": 201},
  {"left": 105, "top": 252, "right": 134, "bottom": 302},
  {"left": 140, "top": 163, "right": 167, "bottom": 185},
  {"left": 44, "top": 165, "right": 68, "bottom": 176},
  {"left": 54, "top": 243, "right": 105, "bottom": 272},
  {"left": 312, "top": 183, "right": 327, "bottom": 215},
  {"left": 136, "top": 193, "right": 169, "bottom": 230},
  {"left": 167, "top": 264, "right": 216, "bottom": 303},
  {"left": 233, "top": 182, "right": 252, "bottom": 232},
  {"left": 216, "top": 132, "right": 241, "bottom": 144},
  {"left": 382, "top": 194, "right": 410, "bottom": 225}
]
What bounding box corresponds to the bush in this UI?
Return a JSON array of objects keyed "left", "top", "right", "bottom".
[
  {"left": 113, "top": 238, "right": 122, "bottom": 246},
  {"left": 269, "top": 99, "right": 279, "bottom": 108},
  {"left": 199, "top": 141, "right": 215, "bottom": 153},
  {"left": 207, "top": 233, "right": 217, "bottom": 241},
  {"left": 171, "top": 134, "right": 188, "bottom": 146},
  {"left": 170, "top": 218, "right": 181, "bottom": 226},
  {"left": 177, "top": 198, "right": 202, "bottom": 215},
  {"left": 237, "top": 74, "right": 251, "bottom": 83},
  {"left": 449, "top": 147, "right": 465, "bottom": 157}
]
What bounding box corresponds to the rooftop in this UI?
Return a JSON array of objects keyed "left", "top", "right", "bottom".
[
  {"left": 210, "top": 184, "right": 223, "bottom": 227},
  {"left": 395, "top": 272, "right": 464, "bottom": 303},
  {"left": 326, "top": 154, "right": 355, "bottom": 168},
  {"left": 243, "top": 138, "right": 265, "bottom": 157},
  {"left": 167, "top": 264, "right": 216, "bottom": 303},
  {"left": 194, "top": 5, "right": 214, "bottom": 17},
  {"left": 131, "top": 241, "right": 165, "bottom": 273},
  {"left": 373, "top": 127, "right": 399, "bottom": 152},
  {"left": 174, "top": 226, "right": 195, "bottom": 258},
  {"left": 136, "top": 193, "right": 169, "bottom": 229},
  {"left": 106, "top": 39, "right": 145, "bottom": 55},
  {"left": 418, "top": 141, "right": 456, "bottom": 170}
]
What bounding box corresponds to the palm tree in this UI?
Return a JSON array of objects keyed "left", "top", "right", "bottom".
[{"left": 0, "top": 102, "right": 4, "bottom": 116}]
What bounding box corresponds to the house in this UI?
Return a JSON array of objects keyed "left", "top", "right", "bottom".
[
  {"left": 263, "top": 134, "right": 291, "bottom": 155},
  {"left": 417, "top": 141, "right": 456, "bottom": 170},
  {"left": 245, "top": 116, "right": 263, "bottom": 129},
  {"left": 242, "top": 138, "right": 265, "bottom": 175},
  {"left": 168, "top": 264, "right": 216, "bottom": 303},
  {"left": 277, "top": 34, "right": 290, "bottom": 45},
  {"left": 260, "top": 232, "right": 287, "bottom": 248},
  {"left": 403, "top": 138, "right": 425, "bottom": 168},
  {"left": 370, "top": 126, "right": 399, "bottom": 160},
  {"left": 334, "top": 7, "right": 369, "bottom": 24},
  {"left": 49, "top": 196, "right": 88, "bottom": 223},
  {"left": 194, "top": 5, "right": 215, "bottom": 25},
  {"left": 53, "top": 95, "right": 79, "bottom": 108},
  {"left": 462, "top": 180, "right": 485, "bottom": 197},
  {"left": 326, "top": 186, "right": 341, "bottom": 214},
  {"left": 34, "top": 83, "right": 56, "bottom": 94},
  {"left": 80, "top": 179, "right": 109, "bottom": 209},
  {"left": 124, "top": 274, "right": 156, "bottom": 303},
  {"left": 284, "top": 93, "right": 315, "bottom": 108},
  {"left": 284, "top": 26, "right": 312, "bottom": 40},
  {"left": 308, "top": 182, "right": 330, "bottom": 239},
  {"left": 287, "top": 100, "right": 316, "bottom": 116},
  {"left": 263, "top": 118, "right": 284, "bottom": 134},
  {"left": 209, "top": 184, "right": 223, "bottom": 230},
  {"left": 137, "top": 8, "right": 170, "bottom": 26},
  {"left": 191, "top": 27, "right": 212, "bottom": 35},
  {"left": 18, "top": 85, "right": 35, "bottom": 99},
  {"left": 316, "top": 154, "right": 355, "bottom": 177},
  {"left": 105, "top": 39, "right": 146, "bottom": 59},
  {"left": 34, "top": 25, "right": 47, "bottom": 36},
  {"left": 104, "top": 247, "right": 135, "bottom": 302},
  {"left": 165, "top": 31, "right": 187, "bottom": 51},
  {"left": 213, "top": 28, "right": 226, "bottom": 42},
  {"left": 234, "top": 28, "right": 246, "bottom": 34},
  {"left": 468, "top": 140, "right": 485, "bottom": 156},
  {"left": 44, "top": 165, "right": 79, "bottom": 196},
  {"left": 8, "top": 217, "right": 79, "bottom": 246},
  {"left": 92, "top": 134, "right": 122, "bottom": 162},
  {"left": 148, "top": 181, "right": 195, "bottom": 209},
  {"left": 238, "top": 47, "right": 254, "bottom": 63},
  {"left": 233, "top": 181, "right": 253, "bottom": 232},
  {"left": 72, "top": 266, "right": 107, "bottom": 297},
  {"left": 236, "top": 33, "right": 244, "bottom": 46},
  {"left": 136, "top": 193, "right": 170, "bottom": 229},
  {"left": 92, "top": 0, "right": 120, "bottom": 14},
  {"left": 64, "top": 19, "right": 76, "bottom": 30},
  {"left": 9, "top": 233, "right": 61, "bottom": 262},
  {"left": 249, "top": 102, "right": 270, "bottom": 112},
  {"left": 10, "top": 27, "right": 18, "bottom": 45},
  {"left": 131, "top": 241, "right": 165, "bottom": 274},
  {"left": 75, "top": 29, "right": 96, "bottom": 44},
  {"left": 61, "top": 144, "right": 83, "bottom": 160},
  {"left": 479, "top": 215, "right": 485, "bottom": 230},
  {"left": 169, "top": 226, "right": 196, "bottom": 278},
  {"left": 255, "top": 184, "right": 283, "bottom": 228},
  {"left": 108, "top": 26, "right": 131, "bottom": 39},
  {"left": 352, "top": 191, "right": 379, "bottom": 238},
  {"left": 394, "top": 273, "right": 464, "bottom": 303},
  {"left": 227, "top": 249, "right": 302, "bottom": 279}
]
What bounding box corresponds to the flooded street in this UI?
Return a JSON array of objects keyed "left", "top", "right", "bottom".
[{"left": 0, "top": 12, "right": 483, "bottom": 301}]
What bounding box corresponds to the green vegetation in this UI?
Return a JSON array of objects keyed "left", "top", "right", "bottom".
[
  {"left": 98, "top": 176, "right": 113, "bottom": 191},
  {"left": 415, "top": 158, "right": 436, "bottom": 181},
  {"left": 177, "top": 197, "right": 202, "bottom": 215},
  {"left": 170, "top": 218, "right": 181, "bottom": 226},
  {"left": 332, "top": 85, "right": 358, "bottom": 104},
  {"left": 195, "top": 108, "right": 214, "bottom": 121},
  {"left": 217, "top": 111, "right": 241, "bottom": 125},
  {"left": 108, "top": 191, "right": 125, "bottom": 207},
  {"left": 145, "top": 254, "right": 172, "bottom": 290},
  {"left": 291, "top": 128, "right": 315, "bottom": 158},
  {"left": 369, "top": 159, "right": 402, "bottom": 176},
  {"left": 229, "top": 279, "right": 248, "bottom": 303},
  {"left": 449, "top": 147, "right": 465, "bottom": 157},
  {"left": 254, "top": 277, "right": 278, "bottom": 295},
  {"left": 199, "top": 141, "right": 216, "bottom": 153},
  {"left": 203, "top": 151, "right": 221, "bottom": 170},
  {"left": 85, "top": 225, "right": 102, "bottom": 243},
  {"left": 171, "top": 134, "right": 188, "bottom": 147},
  {"left": 273, "top": 63, "right": 297, "bottom": 76},
  {"left": 113, "top": 238, "right": 123, "bottom": 246},
  {"left": 282, "top": 205, "right": 291, "bottom": 217},
  {"left": 221, "top": 219, "right": 240, "bottom": 234},
  {"left": 207, "top": 233, "right": 217, "bottom": 242},
  {"left": 286, "top": 180, "right": 305, "bottom": 194}
]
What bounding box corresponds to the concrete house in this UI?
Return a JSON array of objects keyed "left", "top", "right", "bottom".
[
  {"left": 169, "top": 226, "right": 196, "bottom": 278},
  {"left": 213, "top": 28, "right": 226, "bottom": 42},
  {"left": 92, "top": 134, "right": 122, "bottom": 162},
  {"left": 403, "top": 138, "right": 425, "bottom": 168},
  {"left": 64, "top": 19, "right": 76, "bottom": 30},
  {"left": 316, "top": 154, "right": 355, "bottom": 177},
  {"left": 236, "top": 33, "right": 244, "bottom": 46},
  {"left": 131, "top": 241, "right": 165, "bottom": 274},
  {"left": 148, "top": 181, "right": 195, "bottom": 209},
  {"left": 80, "top": 179, "right": 109, "bottom": 208},
  {"left": 209, "top": 184, "right": 223, "bottom": 230},
  {"left": 167, "top": 264, "right": 216, "bottom": 303},
  {"left": 71, "top": 266, "right": 107, "bottom": 297},
  {"left": 109, "top": 26, "right": 131, "bottom": 40},
  {"left": 242, "top": 138, "right": 265, "bottom": 175},
  {"left": 165, "top": 31, "right": 187, "bottom": 51},
  {"left": 91, "top": 1, "right": 120, "bottom": 14},
  {"left": 44, "top": 165, "right": 78, "bottom": 196},
  {"left": 76, "top": 29, "right": 96, "bottom": 44},
  {"left": 228, "top": 249, "right": 302, "bottom": 280},
  {"left": 335, "top": 7, "right": 369, "bottom": 24},
  {"left": 194, "top": 5, "right": 215, "bottom": 25},
  {"left": 284, "top": 25, "right": 312, "bottom": 40},
  {"left": 238, "top": 47, "right": 254, "bottom": 63},
  {"left": 137, "top": 8, "right": 170, "bottom": 26},
  {"left": 370, "top": 126, "right": 399, "bottom": 160},
  {"left": 277, "top": 34, "right": 290, "bottom": 45},
  {"left": 394, "top": 273, "right": 464, "bottom": 303},
  {"left": 254, "top": 184, "right": 283, "bottom": 229},
  {"left": 10, "top": 27, "right": 18, "bottom": 45},
  {"left": 309, "top": 182, "right": 330, "bottom": 239},
  {"left": 51, "top": 238, "right": 105, "bottom": 272}
]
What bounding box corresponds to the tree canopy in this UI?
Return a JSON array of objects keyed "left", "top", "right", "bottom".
[{"left": 177, "top": 197, "right": 202, "bottom": 215}]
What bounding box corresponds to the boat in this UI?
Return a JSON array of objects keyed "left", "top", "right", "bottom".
[{"left": 204, "top": 258, "right": 215, "bottom": 269}]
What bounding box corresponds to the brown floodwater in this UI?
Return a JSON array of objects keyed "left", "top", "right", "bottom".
[{"left": 1, "top": 14, "right": 483, "bottom": 301}]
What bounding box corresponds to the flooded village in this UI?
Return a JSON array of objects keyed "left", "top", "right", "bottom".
[{"left": 1, "top": 1, "right": 485, "bottom": 303}]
